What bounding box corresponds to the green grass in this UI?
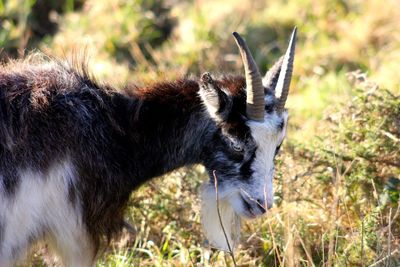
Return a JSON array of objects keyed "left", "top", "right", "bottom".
[{"left": 1, "top": 0, "right": 400, "bottom": 266}]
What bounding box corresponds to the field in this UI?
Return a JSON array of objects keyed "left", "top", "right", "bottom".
[{"left": 1, "top": 0, "right": 399, "bottom": 266}]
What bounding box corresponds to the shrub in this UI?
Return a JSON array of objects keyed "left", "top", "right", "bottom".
[{"left": 290, "top": 71, "right": 399, "bottom": 265}]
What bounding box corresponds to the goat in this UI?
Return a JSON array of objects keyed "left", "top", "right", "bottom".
[{"left": 0, "top": 28, "right": 297, "bottom": 266}]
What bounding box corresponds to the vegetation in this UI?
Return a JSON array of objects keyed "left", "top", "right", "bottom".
[{"left": 1, "top": 0, "right": 399, "bottom": 266}]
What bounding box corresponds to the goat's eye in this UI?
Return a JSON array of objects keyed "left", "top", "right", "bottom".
[{"left": 230, "top": 140, "right": 244, "bottom": 152}]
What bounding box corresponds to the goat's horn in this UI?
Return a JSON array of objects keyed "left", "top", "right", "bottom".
[
  {"left": 232, "top": 32, "right": 265, "bottom": 122},
  {"left": 275, "top": 27, "right": 297, "bottom": 113}
]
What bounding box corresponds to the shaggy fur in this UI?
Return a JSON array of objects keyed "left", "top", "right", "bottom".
[{"left": 0, "top": 52, "right": 287, "bottom": 265}]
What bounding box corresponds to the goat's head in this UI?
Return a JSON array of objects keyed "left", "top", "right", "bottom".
[{"left": 199, "top": 28, "right": 297, "bottom": 249}]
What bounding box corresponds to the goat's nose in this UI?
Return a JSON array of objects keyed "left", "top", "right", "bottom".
[
  {"left": 256, "top": 198, "right": 268, "bottom": 214},
  {"left": 256, "top": 198, "right": 274, "bottom": 212}
]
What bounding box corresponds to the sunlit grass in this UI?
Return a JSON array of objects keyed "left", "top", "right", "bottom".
[{"left": 1, "top": 0, "right": 399, "bottom": 265}]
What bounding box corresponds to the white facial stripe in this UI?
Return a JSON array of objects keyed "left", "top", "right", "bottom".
[{"left": 247, "top": 111, "right": 288, "bottom": 209}]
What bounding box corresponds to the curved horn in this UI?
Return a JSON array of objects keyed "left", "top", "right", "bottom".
[
  {"left": 232, "top": 32, "right": 265, "bottom": 122},
  {"left": 275, "top": 27, "right": 297, "bottom": 113}
]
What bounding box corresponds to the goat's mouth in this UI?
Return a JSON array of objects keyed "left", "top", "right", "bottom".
[{"left": 240, "top": 195, "right": 258, "bottom": 219}]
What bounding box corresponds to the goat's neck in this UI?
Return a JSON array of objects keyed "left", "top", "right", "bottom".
[{"left": 120, "top": 83, "right": 214, "bottom": 184}]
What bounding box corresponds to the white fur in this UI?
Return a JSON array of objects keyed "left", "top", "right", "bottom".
[
  {"left": 200, "top": 184, "right": 241, "bottom": 251},
  {"left": 246, "top": 111, "right": 288, "bottom": 208},
  {"left": 198, "top": 87, "right": 220, "bottom": 121},
  {"left": 198, "top": 82, "right": 232, "bottom": 122},
  {"left": 0, "top": 159, "right": 94, "bottom": 267}
]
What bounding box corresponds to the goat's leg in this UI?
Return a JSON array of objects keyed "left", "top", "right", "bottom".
[
  {"left": 0, "top": 227, "right": 37, "bottom": 267},
  {"left": 48, "top": 225, "right": 95, "bottom": 267},
  {"left": 0, "top": 255, "right": 15, "bottom": 267},
  {"left": 0, "top": 252, "right": 16, "bottom": 267},
  {"left": 0, "top": 202, "right": 42, "bottom": 267}
]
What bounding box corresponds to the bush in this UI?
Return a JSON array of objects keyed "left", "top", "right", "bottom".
[
  {"left": 0, "top": 0, "right": 84, "bottom": 58},
  {"left": 290, "top": 71, "right": 399, "bottom": 265}
]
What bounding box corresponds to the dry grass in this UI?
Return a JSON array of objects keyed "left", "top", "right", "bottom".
[{"left": 1, "top": 0, "right": 399, "bottom": 266}]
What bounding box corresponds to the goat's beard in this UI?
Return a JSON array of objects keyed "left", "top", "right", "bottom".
[{"left": 200, "top": 184, "right": 241, "bottom": 251}]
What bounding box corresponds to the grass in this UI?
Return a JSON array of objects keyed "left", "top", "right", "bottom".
[{"left": 1, "top": 0, "right": 400, "bottom": 266}]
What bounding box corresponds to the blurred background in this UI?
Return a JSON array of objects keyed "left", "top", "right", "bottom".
[{"left": 1, "top": 0, "right": 399, "bottom": 266}]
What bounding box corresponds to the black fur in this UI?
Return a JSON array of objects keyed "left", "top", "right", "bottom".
[{"left": 0, "top": 55, "right": 260, "bottom": 257}]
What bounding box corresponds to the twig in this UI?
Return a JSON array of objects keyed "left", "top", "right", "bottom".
[
  {"left": 213, "top": 170, "right": 237, "bottom": 267},
  {"left": 187, "top": 248, "right": 196, "bottom": 267},
  {"left": 368, "top": 249, "right": 399, "bottom": 267},
  {"left": 379, "top": 130, "right": 399, "bottom": 143},
  {"left": 370, "top": 178, "right": 384, "bottom": 226},
  {"left": 387, "top": 207, "right": 392, "bottom": 267},
  {"left": 240, "top": 187, "right": 264, "bottom": 210},
  {"left": 295, "top": 227, "right": 315, "bottom": 267},
  {"left": 267, "top": 219, "right": 283, "bottom": 267},
  {"left": 327, "top": 153, "right": 340, "bottom": 267},
  {"left": 323, "top": 149, "right": 400, "bottom": 168},
  {"left": 361, "top": 218, "right": 364, "bottom": 267},
  {"left": 322, "top": 232, "right": 325, "bottom": 266},
  {"left": 383, "top": 199, "right": 400, "bottom": 233}
]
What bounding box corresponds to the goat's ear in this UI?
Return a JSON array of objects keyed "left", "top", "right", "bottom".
[
  {"left": 199, "top": 72, "right": 232, "bottom": 122},
  {"left": 262, "top": 56, "right": 284, "bottom": 92}
]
